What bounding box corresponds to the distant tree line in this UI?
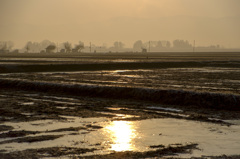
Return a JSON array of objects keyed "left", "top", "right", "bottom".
[
  {"left": 0, "top": 39, "right": 226, "bottom": 53},
  {"left": 23, "top": 40, "right": 85, "bottom": 53}
]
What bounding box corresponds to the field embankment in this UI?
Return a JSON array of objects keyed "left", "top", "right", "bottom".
[{"left": 0, "top": 78, "right": 239, "bottom": 110}]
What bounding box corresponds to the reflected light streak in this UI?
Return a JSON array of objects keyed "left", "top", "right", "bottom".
[{"left": 105, "top": 121, "right": 137, "bottom": 152}]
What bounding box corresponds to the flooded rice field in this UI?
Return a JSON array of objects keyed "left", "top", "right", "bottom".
[
  {"left": 0, "top": 89, "right": 240, "bottom": 158},
  {"left": 1, "top": 67, "right": 239, "bottom": 94},
  {"left": 0, "top": 55, "right": 240, "bottom": 158}
]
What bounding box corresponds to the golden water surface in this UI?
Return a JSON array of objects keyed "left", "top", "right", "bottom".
[{"left": 105, "top": 121, "right": 137, "bottom": 151}]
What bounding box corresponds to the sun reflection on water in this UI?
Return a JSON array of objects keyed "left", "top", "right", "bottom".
[{"left": 105, "top": 121, "right": 137, "bottom": 152}]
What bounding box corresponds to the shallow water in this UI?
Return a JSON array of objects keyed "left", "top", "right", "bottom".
[
  {"left": 147, "top": 106, "right": 183, "bottom": 112},
  {"left": 1, "top": 114, "right": 240, "bottom": 158}
]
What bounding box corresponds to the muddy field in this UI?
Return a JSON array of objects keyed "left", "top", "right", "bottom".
[
  {"left": 0, "top": 53, "right": 240, "bottom": 158},
  {"left": 1, "top": 67, "right": 239, "bottom": 94}
]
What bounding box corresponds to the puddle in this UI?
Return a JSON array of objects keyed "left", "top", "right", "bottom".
[
  {"left": 106, "top": 107, "right": 129, "bottom": 111},
  {"left": 105, "top": 121, "right": 137, "bottom": 152},
  {"left": 97, "top": 112, "right": 138, "bottom": 119},
  {"left": 21, "top": 102, "right": 35, "bottom": 106},
  {"left": 56, "top": 106, "right": 75, "bottom": 110},
  {"left": 26, "top": 98, "right": 81, "bottom": 106},
  {"left": 23, "top": 94, "right": 40, "bottom": 97},
  {"left": 1, "top": 116, "right": 240, "bottom": 157},
  {"left": 21, "top": 113, "right": 35, "bottom": 116},
  {"left": 0, "top": 116, "right": 108, "bottom": 152},
  {"left": 147, "top": 106, "right": 183, "bottom": 113},
  {"left": 144, "top": 110, "right": 189, "bottom": 118},
  {"left": 2, "top": 116, "right": 105, "bottom": 132},
  {"left": 114, "top": 114, "right": 139, "bottom": 119},
  {"left": 41, "top": 96, "right": 80, "bottom": 102},
  {"left": 106, "top": 119, "right": 240, "bottom": 157},
  {"left": 97, "top": 118, "right": 240, "bottom": 157},
  {"left": 111, "top": 70, "right": 151, "bottom": 74}
]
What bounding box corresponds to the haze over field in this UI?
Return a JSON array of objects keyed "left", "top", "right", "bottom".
[
  {"left": 0, "top": 0, "right": 240, "bottom": 49},
  {"left": 1, "top": 1, "right": 240, "bottom": 158}
]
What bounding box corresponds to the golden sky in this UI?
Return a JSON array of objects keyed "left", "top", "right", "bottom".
[{"left": 1, "top": 0, "right": 240, "bottom": 48}]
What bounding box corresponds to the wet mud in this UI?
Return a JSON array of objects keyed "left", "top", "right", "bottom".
[
  {"left": 0, "top": 89, "right": 240, "bottom": 158},
  {"left": 0, "top": 56, "right": 240, "bottom": 158}
]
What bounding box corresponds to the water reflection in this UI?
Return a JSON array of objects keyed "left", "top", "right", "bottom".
[{"left": 105, "top": 121, "right": 137, "bottom": 152}]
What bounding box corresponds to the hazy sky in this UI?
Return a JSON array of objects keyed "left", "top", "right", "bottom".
[{"left": 1, "top": 0, "right": 240, "bottom": 48}]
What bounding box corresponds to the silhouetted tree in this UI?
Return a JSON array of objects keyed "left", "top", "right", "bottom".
[
  {"left": 40, "top": 40, "right": 54, "bottom": 50},
  {"left": 0, "top": 42, "right": 7, "bottom": 51},
  {"left": 0, "top": 41, "right": 14, "bottom": 52},
  {"left": 156, "top": 41, "right": 163, "bottom": 48},
  {"left": 74, "top": 41, "right": 84, "bottom": 53},
  {"left": 112, "top": 41, "right": 124, "bottom": 52},
  {"left": 173, "top": 39, "right": 192, "bottom": 48},
  {"left": 64, "top": 42, "right": 72, "bottom": 53},
  {"left": 23, "top": 40, "right": 55, "bottom": 53},
  {"left": 25, "top": 42, "right": 32, "bottom": 53},
  {"left": 46, "top": 44, "right": 56, "bottom": 53},
  {"left": 133, "top": 40, "right": 143, "bottom": 52},
  {"left": 114, "top": 41, "right": 124, "bottom": 49},
  {"left": 166, "top": 41, "right": 171, "bottom": 48}
]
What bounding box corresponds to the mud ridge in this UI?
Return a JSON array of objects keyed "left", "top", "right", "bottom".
[{"left": 0, "top": 78, "right": 239, "bottom": 110}]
